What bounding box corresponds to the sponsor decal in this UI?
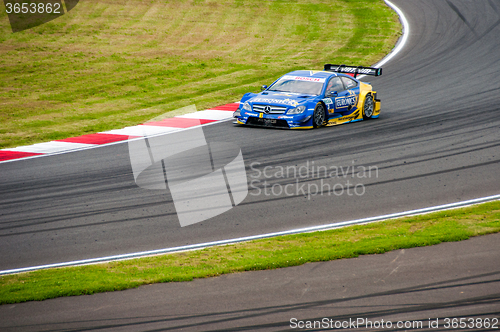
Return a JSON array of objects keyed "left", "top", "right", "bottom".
[
  {"left": 281, "top": 75, "right": 326, "bottom": 83},
  {"left": 323, "top": 98, "right": 333, "bottom": 105},
  {"left": 326, "top": 110, "right": 361, "bottom": 126},
  {"left": 341, "top": 111, "right": 360, "bottom": 122},
  {"left": 252, "top": 98, "right": 299, "bottom": 107},
  {"left": 254, "top": 118, "right": 277, "bottom": 126},
  {"left": 278, "top": 115, "right": 295, "bottom": 119},
  {"left": 342, "top": 114, "right": 358, "bottom": 121},
  {"left": 335, "top": 95, "right": 357, "bottom": 108},
  {"left": 339, "top": 67, "right": 374, "bottom": 74},
  {"left": 283, "top": 98, "right": 300, "bottom": 107},
  {"left": 335, "top": 90, "right": 358, "bottom": 109}
]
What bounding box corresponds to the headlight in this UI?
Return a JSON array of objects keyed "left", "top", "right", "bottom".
[
  {"left": 287, "top": 105, "right": 306, "bottom": 114},
  {"left": 242, "top": 102, "right": 252, "bottom": 111}
]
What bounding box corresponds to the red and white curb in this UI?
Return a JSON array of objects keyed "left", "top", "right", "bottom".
[
  {"left": 0, "top": 0, "right": 407, "bottom": 164},
  {"left": 0, "top": 103, "right": 239, "bottom": 163}
]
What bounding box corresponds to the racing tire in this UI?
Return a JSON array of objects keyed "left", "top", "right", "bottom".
[
  {"left": 313, "top": 103, "right": 326, "bottom": 128},
  {"left": 362, "top": 94, "right": 374, "bottom": 120}
]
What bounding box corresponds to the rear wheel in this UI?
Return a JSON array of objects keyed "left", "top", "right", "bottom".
[
  {"left": 313, "top": 103, "right": 326, "bottom": 128},
  {"left": 362, "top": 94, "right": 374, "bottom": 119}
]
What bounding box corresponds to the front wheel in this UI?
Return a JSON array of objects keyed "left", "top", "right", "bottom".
[
  {"left": 362, "top": 94, "right": 374, "bottom": 119},
  {"left": 313, "top": 103, "right": 326, "bottom": 128}
]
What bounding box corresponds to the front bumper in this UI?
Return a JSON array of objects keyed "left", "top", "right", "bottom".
[{"left": 234, "top": 112, "right": 312, "bottom": 129}]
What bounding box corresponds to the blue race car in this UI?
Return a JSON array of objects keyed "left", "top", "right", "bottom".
[{"left": 233, "top": 64, "right": 382, "bottom": 129}]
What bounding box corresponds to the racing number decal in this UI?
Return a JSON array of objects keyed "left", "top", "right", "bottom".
[
  {"left": 322, "top": 98, "right": 335, "bottom": 113},
  {"left": 259, "top": 113, "right": 263, "bottom": 118}
]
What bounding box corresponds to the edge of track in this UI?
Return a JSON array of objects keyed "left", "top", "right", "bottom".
[{"left": 2, "top": 194, "right": 499, "bottom": 275}]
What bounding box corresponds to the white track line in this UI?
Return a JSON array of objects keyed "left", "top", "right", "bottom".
[
  {"left": 357, "top": 0, "right": 410, "bottom": 80},
  {"left": 2, "top": 194, "right": 499, "bottom": 275},
  {"left": 377, "top": 0, "right": 410, "bottom": 68}
]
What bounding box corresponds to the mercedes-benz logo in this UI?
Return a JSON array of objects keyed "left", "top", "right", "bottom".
[{"left": 264, "top": 106, "right": 271, "bottom": 114}]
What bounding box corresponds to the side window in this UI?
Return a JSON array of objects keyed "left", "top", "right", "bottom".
[
  {"left": 341, "top": 76, "right": 358, "bottom": 90},
  {"left": 325, "top": 77, "right": 344, "bottom": 94}
]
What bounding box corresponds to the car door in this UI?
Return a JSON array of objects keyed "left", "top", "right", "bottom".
[
  {"left": 324, "top": 76, "right": 360, "bottom": 116},
  {"left": 323, "top": 76, "right": 345, "bottom": 116},
  {"left": 337, "top": 76, "right": 360, "bottom": 115}
]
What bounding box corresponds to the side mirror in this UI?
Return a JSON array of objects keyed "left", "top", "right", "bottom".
[
  {"left": 261, "top": 85, "right": 268, "bottom": 91},
  {"left": 326, "top": 91, "right": 338, "bottom": 97}
]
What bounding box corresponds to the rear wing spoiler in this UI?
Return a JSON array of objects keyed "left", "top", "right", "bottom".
[{"left": 324, "top": 64, "right": 382, "bottom": 78}]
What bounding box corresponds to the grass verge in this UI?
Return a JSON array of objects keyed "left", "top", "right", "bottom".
[
  {"left": 0, "top": 0, "right": 400, "bottom": 148},
  {"left": 1, "top": 200, "right": 499, "bottom": 304}
]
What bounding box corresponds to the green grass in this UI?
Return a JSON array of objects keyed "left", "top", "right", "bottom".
[
  {"left": 1, "top": 200, "right": 499, "bottom": 304},
  {"left": 0, "top": 0, "right": 400, "bottom": 148}
]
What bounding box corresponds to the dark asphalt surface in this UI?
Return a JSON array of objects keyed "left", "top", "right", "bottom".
[
  {"left": 1, "top": 0, "right": 499, "bottom": 271},
  {"left": 0, "top": 0, "right": 499, "bottom": 329},
  {"left": 1, "top": 232, "right": 498, "bottom": 331}
]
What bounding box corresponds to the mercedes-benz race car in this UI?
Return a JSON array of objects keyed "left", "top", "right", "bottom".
[{"left": 233, "top": 64, "right": 382, "bottom": 129}]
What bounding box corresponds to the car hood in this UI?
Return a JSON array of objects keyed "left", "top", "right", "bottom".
[{"left": 247, "top": 92, "right": 314, "bottom": 108}]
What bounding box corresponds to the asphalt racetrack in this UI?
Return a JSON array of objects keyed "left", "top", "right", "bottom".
[
  {"left": 1, "top": 0, "right": 500, "bottom": 330},
  {"left": 1, "top": 0, "right": 499, "bottom": 274}
]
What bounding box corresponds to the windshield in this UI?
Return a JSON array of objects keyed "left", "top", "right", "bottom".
[{"left": 268, "top": 75, "right": 325, "bottom": 95}]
